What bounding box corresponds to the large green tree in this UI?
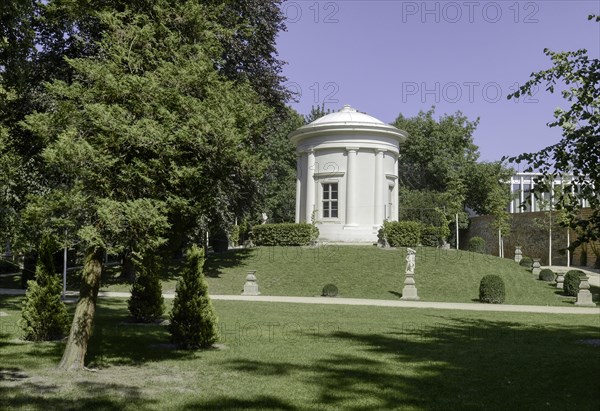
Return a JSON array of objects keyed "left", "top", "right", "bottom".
[
  {"left": 22, "top": 1, "right": 273, "bottom": 370},
  {"left": 506, "top": 15, "right": 600, "bottom": 247},
  {"left": 393, "top": 108, "right": 480, "bottom": 230}
]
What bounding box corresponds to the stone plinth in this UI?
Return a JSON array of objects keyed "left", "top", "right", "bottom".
[
  {"left": 532, "top": 258, "right": 541, "bottom": 276},
  {"left": 242, "top": 270, "right": 260, "bottom": 296},
  {"left": 575, "top": 275, "right": 596, "bottom": 307},
  {"left": 514, "top": 246, "right": 522, "bottom": 263},
  {"left": 555, "top": 272, "right": 565, "bottom": 289}
]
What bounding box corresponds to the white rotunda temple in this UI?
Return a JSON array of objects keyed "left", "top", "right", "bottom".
[{"left": 289, "top": 105, "right": 407, "bottom": 242}]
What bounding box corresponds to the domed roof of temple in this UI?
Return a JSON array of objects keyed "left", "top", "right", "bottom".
[{"left": 289, "top": 104, "right": 405, "bottom": 144}]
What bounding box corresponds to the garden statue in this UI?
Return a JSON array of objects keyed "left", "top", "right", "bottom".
[
  {"left": 261, "top": 213, "right": 268, "bottom": 225},
  {"left": 401, "top": 248, "right": 419, "bottom": 301},
  {"left": 575, "top": 274, "right": 595, "bottom": 307}
]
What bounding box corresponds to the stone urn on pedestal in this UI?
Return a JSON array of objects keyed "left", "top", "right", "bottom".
[
  {"left": 514, "top": 246, "right": 522, "bottom": 263},
  {"left": 532, "top": 259, "right": 541, "bottom": 276},
  {"left": 575, "top": 274, "right": 596, "bottom": 307},
  {"left": 242, "top": 270, "right": 260, "bottom": 296}
]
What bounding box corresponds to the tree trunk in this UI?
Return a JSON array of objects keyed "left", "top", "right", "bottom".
[{"left": 58, "top": 247, "right": 103, "bottom": 371}]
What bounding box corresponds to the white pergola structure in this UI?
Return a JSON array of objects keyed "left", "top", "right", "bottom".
[
  {"left": 508, "top": 172, "right": 590, "bottom": 213},
  {"left": 289, "top": 105, "right": 406, "bottom": 242}
]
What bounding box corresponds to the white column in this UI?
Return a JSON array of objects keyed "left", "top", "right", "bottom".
[
  {"left": 295, "top": 153, "right": 302, "bottom": 223},
  {"left": 345, "top": 147, "right": 358, "bottom": 226},
  {"left": 305, "top": 149, "right": 315, "bottom": 223},
  {"left": 392, "top": 154, "right": 399, "bottom": 221},
  {"left": 509, "top": 177, "right": 515, "bottom": 213},
  {"left": 519, "top": 175, "right": 524, "bottom": 213},
  {"left": 374, "top": 149, "right": 385, "bottom": 225},
  {"left": 531, "top": 177, "right": 536, "bottom": 212}
]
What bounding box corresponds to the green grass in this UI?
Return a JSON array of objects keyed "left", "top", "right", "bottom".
[
  {"left": 1, "top": 295, "right": 599, "bottom": 410},
  {"left": 96, "top": 246, "right": 597, "bottom": 306}
]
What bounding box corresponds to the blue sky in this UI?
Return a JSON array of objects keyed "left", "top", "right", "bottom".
[{"left": 276, "top": 0, "right": 600, "bottom": 163}]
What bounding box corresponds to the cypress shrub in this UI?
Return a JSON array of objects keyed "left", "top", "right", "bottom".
[
  {"left": 128, "top": 255, "right": 164, "bottom": 323},
  {"left": 169, "top": 245, "right": 218, "bottom": 349},
  {"left": 19, "top": 235, "right": 70, "bottom": 341},
  {"left": 468, "top": 236, "right": 486, "bottom": 253},
  {"left": 564, "top": 270, "right": 585, "bottom": 297},
  {"left": 479, "top": 275, "right": 505, "bottom": 304},
  {"left": 519, "top": 256, "right": 533, "bottom": 268},
  {"left": 538, "top": 268, "right": 555, "bottom": 282},
  {"left": 379, "top": 221, "right": 422, "bottom": 247}
]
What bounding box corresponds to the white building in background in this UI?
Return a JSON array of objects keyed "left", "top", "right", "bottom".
[
  {"left": 508, "top": 172, "right": 590, "bottom": 213},
  {"left": 289, "top": 105, "right": 406, "bottom": 242}
]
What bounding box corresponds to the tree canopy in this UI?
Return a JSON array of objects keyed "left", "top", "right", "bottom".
[{"left": 506, "top": 15, "right": 600, "bottom": 246}]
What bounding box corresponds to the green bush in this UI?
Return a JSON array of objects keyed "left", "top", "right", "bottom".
[
  {"left": 128, "top": 255, "right": 164, "bottom": 323},
  {"left": 479, "top": 274, "right": 505, "bottom": 304},
  {"left": 538, "top": 268, "right": 555, "bottom": 282},
  {"left": 19, "top": 235, "right": 70, "bottom": 341},
  {"left": 564, "top": 270, "right": 585, "bottom": 297},
  {"left": 519, "top": 256, "right": 533, "bottom": 268},
  {"left": 169, "top": 246, "right": 218, "bottom": 349},
  {"left": 421, "top": 225, "right": 450, "bottom": 247},
  {"left": 379, "top": 221, "right": 422, "bottom": 247},
  {"left": 468, "top": 236, "right": 486, "bottom": 253},
  {"left": 252, "top": 223, "right": 318, "bottom": 246},
  {"left": 322, "top": 284, "right": 338, "bottom": 297}
]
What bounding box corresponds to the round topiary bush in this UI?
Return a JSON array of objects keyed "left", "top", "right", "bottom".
[
  {"left": 468, "top": 236, "right": 486, "bottom": 253},
  {"left": 564, "top": 270, "right": 585, "bottom": 297},
  {"left": 322, "top": 284, "right": 338, "bottom": 297},
  {"left": 519, "top": 256, "right": 533, "bottom": 268},
  {"left": 479, "top": 275, "right": 505, "bottom": 304},
  {"left": 538, "top": 268, "right": 555, "bottom": 282}
]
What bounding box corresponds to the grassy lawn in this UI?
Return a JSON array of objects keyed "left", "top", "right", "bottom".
[
  {"left": 93, "top": 246, "right": 597, "bottom": 306},
  {"left": 1, "top": 295, "right": 599, "bottom": 410}
]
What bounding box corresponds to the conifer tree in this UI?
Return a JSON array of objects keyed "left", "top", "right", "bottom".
[
  {"left": 20, "top": 235, "right": 69, "bottom": 341},
  {"left": 169, "top": 245, "right": 218, "bottom": 349},
  {"left": 128, "top": 254, "right": 164, "bottom": 323}
]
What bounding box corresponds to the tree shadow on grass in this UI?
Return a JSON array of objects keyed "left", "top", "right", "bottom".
[
  {"left": 182, "top": 395, "right": 299, "bottom": 410},
  {"left": 85, "top": 298, "right": 193, "bottom": 367},
  {"left": 219, "top": 317, "right": 600, "bottom": 410},
  {"left": 204, "top": 248, "right": 256, "bottom": 278},
  {"left": 0, "top": 377, "right": 154, "bottom": 410}
]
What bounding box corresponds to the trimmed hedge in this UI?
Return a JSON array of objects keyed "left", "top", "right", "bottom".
[
  {"left": 519, "top": 256, "right": 533, "bottom": 268},
  {"left": 379, "top": 221, "right": 422, "bottom": 247},
  {"left": 538, "top": 268, "right": 555, "bottom": 282},
  {"left": 468, "top": 237, "right": 485, "bottom": 253},
  {"left": 564, "top": 270, "right": 585, "bottom": 297},
  {"left": 479, "top": 274, "right": 505, "bottom": 304},
  {"left": 421, "top": 225, "right": 450, "bottom": 247},
  {"left": 252, "top": 224, "right": 319, "bottom": 246}
]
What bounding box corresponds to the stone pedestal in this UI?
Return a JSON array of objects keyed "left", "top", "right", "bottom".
[
  {"left": 400, "top": 248, "right": 419, "bottom": 301},
  {"left": 532, "top": 258, "right": 541, "bottom": 276},
  {"left": 514, "top": 246, "right": 522, "bottom": 263},
  {"left": 400, "top": 273, "right": 420, "bottom": 301},
  {"left": 242, "top": 270, "right": 260, "bottom": 296},
  {"left": 555, "top": 272, "right": 565, "bottom": 289},
  {"left": 575, "top": 275, "right": 595, "bottom": 307}
]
